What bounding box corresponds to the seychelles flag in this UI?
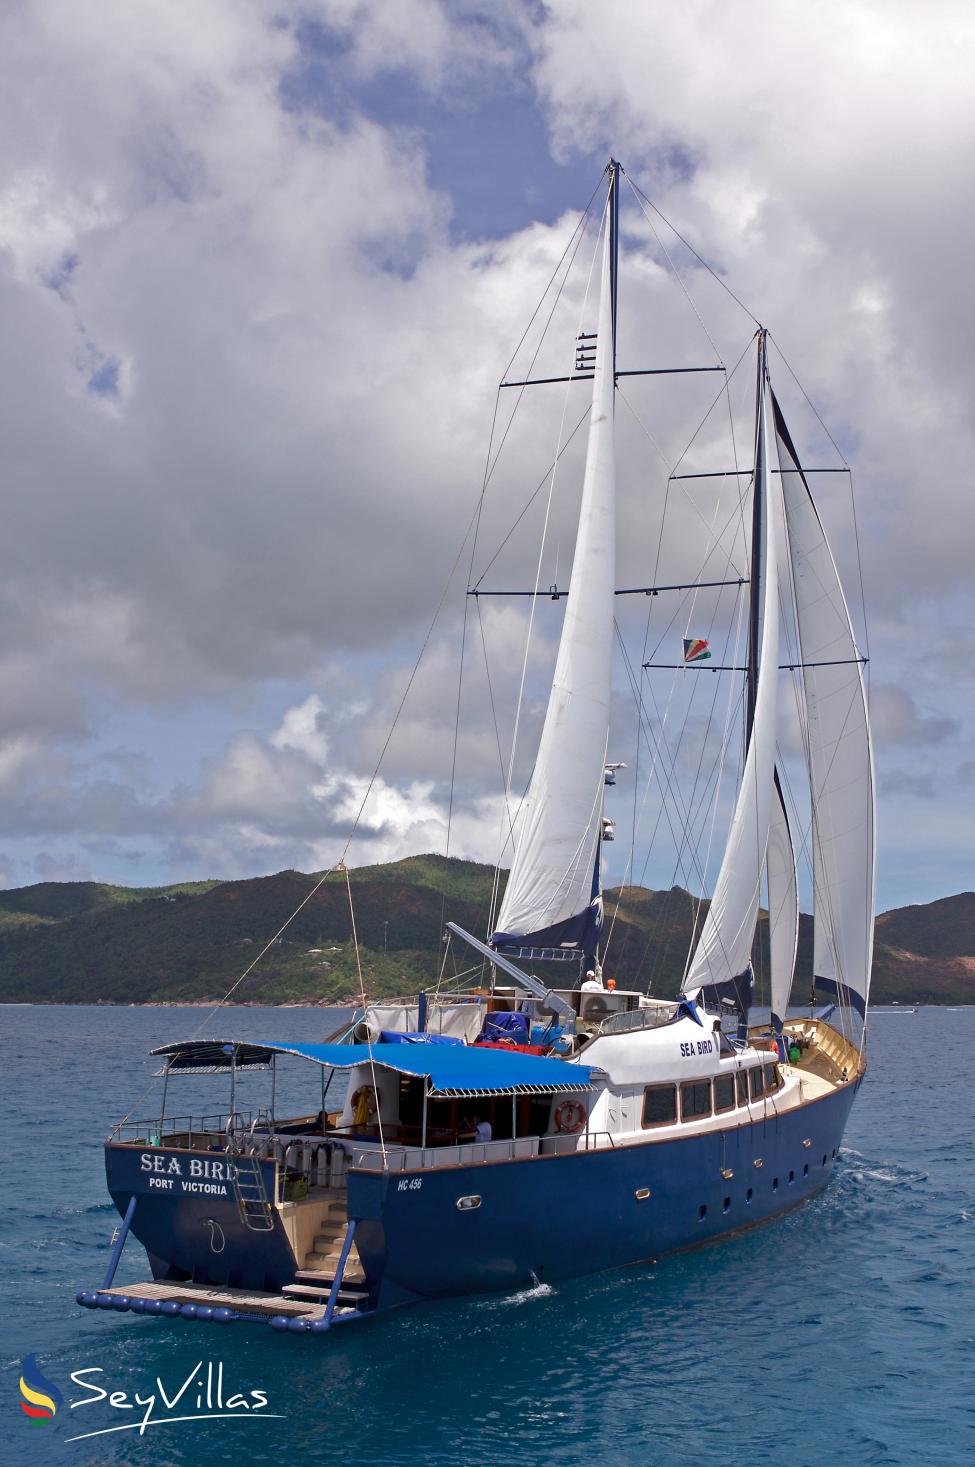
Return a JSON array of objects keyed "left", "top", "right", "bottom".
[{"left": 683, "top": 638, "right": 711, "bottom": 663}]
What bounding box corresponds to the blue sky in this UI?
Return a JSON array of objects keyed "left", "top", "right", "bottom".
[{"left": 0, "top": 1, "right": 973, "bottom": 916}]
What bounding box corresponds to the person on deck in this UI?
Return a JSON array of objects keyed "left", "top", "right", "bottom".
[
  {"left": 474, "top": 1117, "right": 492, "bottom": 1143},
  {"left": 581, "top": 970, "right": 604, "bottom": 992}
]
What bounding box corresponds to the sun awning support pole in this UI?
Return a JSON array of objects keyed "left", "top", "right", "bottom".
[
  {"left": 157, "top": 1060, "right": 171, "bottom": 1138},
  {"left": 421, "top": 1085, "right": 428, "bottom": 1151},
  {"left": 270, "top": 1054, "right": 277, "bottom": 1129},
  {"left": 229, "top": 1046, "right": 237, "bottom": 1122},
  {"left": 512, "top": 1092, "right": 517, "bottom": 1140}
]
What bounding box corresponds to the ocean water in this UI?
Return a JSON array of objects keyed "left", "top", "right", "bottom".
[{"left": 1, "top": 1003, "right": 973, "bottom": 1466}]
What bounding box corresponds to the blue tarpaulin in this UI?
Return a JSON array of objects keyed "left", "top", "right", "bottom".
[
  {"left": 479, "top": 1011, "right": 530, "bottom": 1045},
  {"left": 378, "top": 1031, "right": 463, "bottom": 1046},
  {"left": 151, "top": 1039, "right": 595, "bottom": 1096}
]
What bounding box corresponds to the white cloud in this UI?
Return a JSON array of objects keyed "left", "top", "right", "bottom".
[{"left": 0, "top": 1, "right": 970, "bottom": 908}]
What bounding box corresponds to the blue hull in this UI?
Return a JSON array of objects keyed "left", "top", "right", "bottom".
[
  {"left": 104, "top": 1078, "right": 860, "bottom": 1314},
  {"left": 352, "top": 1079, "right": 860, "bottom": 1311}
]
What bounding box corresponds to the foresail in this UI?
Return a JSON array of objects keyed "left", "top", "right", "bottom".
[
  {"left": 684, "top": 364, "right": 779, "bottom": 996},
  {"left": 491, "top": 210, "right": 616, "bottom": 958},
  {"left": 773, "top": 395, "right": 876, "bottom": 1016},
  {"left": 767, "top": 768, "right": 798, "bottom": 1030}
]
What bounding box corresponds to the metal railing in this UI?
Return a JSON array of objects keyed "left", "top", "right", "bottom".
[
  {"left": 598, "top": 1004, "right": 676, "bottom": 1036},
  {"left": 108, "top": 1111, "right": 255, "bottom": 1145},
  {"left": 350, "top": 1129, "right": 618, "bottom": 1173}
]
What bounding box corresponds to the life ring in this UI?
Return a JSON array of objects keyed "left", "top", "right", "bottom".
[
  {"left": 350, "top": 1085, "right": 378, "bottom": 1118},
  {"left": 555, "top": 1100, "right": 587, "bottom": 1135}
]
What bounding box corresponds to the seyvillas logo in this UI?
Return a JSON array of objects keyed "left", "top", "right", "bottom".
[
  {"left": 65, "top": 1359, "right": 283, "bottom": 1442},
  {"left": 19, "top": 1354, "right": 63, "bottom": 1426}
]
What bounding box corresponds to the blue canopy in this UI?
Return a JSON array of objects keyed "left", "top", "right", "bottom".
[{"left": 151, "top": 1039, "right": 596, "bottom": 1097}]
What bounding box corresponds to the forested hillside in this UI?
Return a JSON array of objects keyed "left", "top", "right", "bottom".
[{"left": 0, "top": 856, "right": 969, "bottom": 1005}]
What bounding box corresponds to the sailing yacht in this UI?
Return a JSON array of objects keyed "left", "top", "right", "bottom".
[{"left": 79, "top": 162, "right": 875, "bottom": 1333}]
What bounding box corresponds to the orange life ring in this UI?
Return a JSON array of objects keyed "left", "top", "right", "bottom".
[
  {"left": 555, "top": 1100, "right": 587, "bottom": 1135},
  {"left": 350, "top": 1085, "right": 378, "bottom": 1117}
]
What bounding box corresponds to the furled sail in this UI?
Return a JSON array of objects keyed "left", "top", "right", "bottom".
[
  {"left": 491, "top": 211, "right": 616, "bottom": 959},
  {"left": 683, "top": 360, "right": 779, "bottom": 998},
  {"left": 767, "top": 768, "right": 799, "bottom": 1031},
  {"left": 773, "top": 396, "right": 876, "bottom": 1016}
]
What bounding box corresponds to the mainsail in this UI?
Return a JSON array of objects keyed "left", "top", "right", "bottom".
[
  {"left": 491, "top": 206, "right": 616, "bottom": 959},
  {"left": 683, "top": 347, "right": 779, "bottom": 999},
  {"left": 773, "top": 396, "right": 876, "bottom": 1016}
]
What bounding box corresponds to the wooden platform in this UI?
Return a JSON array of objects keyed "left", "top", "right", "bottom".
[{"left": 101, "top": 1280, "right": 324, "bottom": 1319}]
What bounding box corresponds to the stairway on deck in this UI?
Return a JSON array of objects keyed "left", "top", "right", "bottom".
[{"left": 281, "top": 1191, "right": 369, "bottom": 1315}]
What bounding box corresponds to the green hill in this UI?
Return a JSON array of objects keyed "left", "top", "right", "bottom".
[{"left": 0, "top": 856, "right": 969, "bottom": 1006}]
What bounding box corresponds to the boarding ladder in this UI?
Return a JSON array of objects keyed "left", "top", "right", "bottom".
[{"left": 226, "top": 1118, "right": 275, "bottom": 1232}]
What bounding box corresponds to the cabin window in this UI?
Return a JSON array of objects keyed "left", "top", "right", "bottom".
[
  {"left": 764, "top": 1064, "right": 781, "bottom": 1093},
  {"left": 713, "top": 1075, "right": 735, "bottom": 1113},
  {"left": 736, "top": 1071, "right": 749, "bottom": 1106},
  {"left": 642, "top": 1085, "right": 677, "bottom": 1128},
  {"left": 749, "top": 1067, "right": 765, "bottom": 1101},
  {"left": 680, "top": 1081, "right": 712, "bottom": 1121}
]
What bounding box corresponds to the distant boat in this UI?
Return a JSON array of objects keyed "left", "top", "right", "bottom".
[{"left": 78, "top": 160, "right": 876, "bottom": 1335}]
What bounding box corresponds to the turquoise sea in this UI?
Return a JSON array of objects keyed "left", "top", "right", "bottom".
[{"left": 1, "top": 1003, "right": 973, "bottom": 1466}]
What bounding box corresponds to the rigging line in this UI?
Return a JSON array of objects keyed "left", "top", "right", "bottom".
[
  {"left": 167, "top": 472, "right": 493, "bottom": 1058},
  {"left": 630, "top": 607, "right": 745, "bottom": 973},
  {"left": 491, "top": 195, "right": 610, "bottom": 926},
  {"left": 616, "top": 388, "right": 749, "bottom": 587},
  {"left": 653, "top": 587, "right": 748, "bottom": 988},
  {"left": 497, "top": 175, "right": 604, "bottom": 387},
  {"left": 612, "top": 628, "right": 737, "bottom": 990},
  {"left": 484, "top": 195, "right": 597, "bottom": 493},
  {"left": 475, "top": 598, "right": 522, "bottom": 941},
  {"left": 684, "top": 588, "right": 750, "bottom": 969},
  {"left": 639, "top": 505, "right": 755, "bottom": 667},
  {"left": 614, "top": 628, "right": 716, "bottom": 910},
  {"left": 624, "top": 175, "right": 725, "bottom": 365},
  {"left": 668, "top": 334, "right": 754, "bottom": 479},
  {"left": 768, "top": 333, "right": 871, "bottom": 669},
  {"left": 605, "top": 589, "right": 744, "bottom": 975},
  {"left": 346, "top": 865, "right": 386, "bottom": 1165},
  {"left": 723, "top": 332, "right": 751, "bottom": 623},
  {"left": 626, "top": 174, "right": 762, "bottom": 328},
  {"left": 471, "top": 404, "right": 592, "bottom": 591},
  {"left": 437, "top": 391, "right": 504, "bottom": 966}
]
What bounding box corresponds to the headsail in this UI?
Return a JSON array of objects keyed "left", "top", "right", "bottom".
[
  {"left": 492, "top": 194, "right": 617, "bottom": 960},
  {"left": 767, "top": 767, "right": 799, "bottom": 1031},
  {"left": 683, "top": 339, "right": 779, "bottom": 1002},
  {"left": 773, "top": 396, "right": 876, "bottom": 1017}
]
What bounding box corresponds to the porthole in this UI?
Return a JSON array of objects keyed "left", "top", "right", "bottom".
[{"left": 456, "top": 1195, "right": 482, "bottom": 1211}]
